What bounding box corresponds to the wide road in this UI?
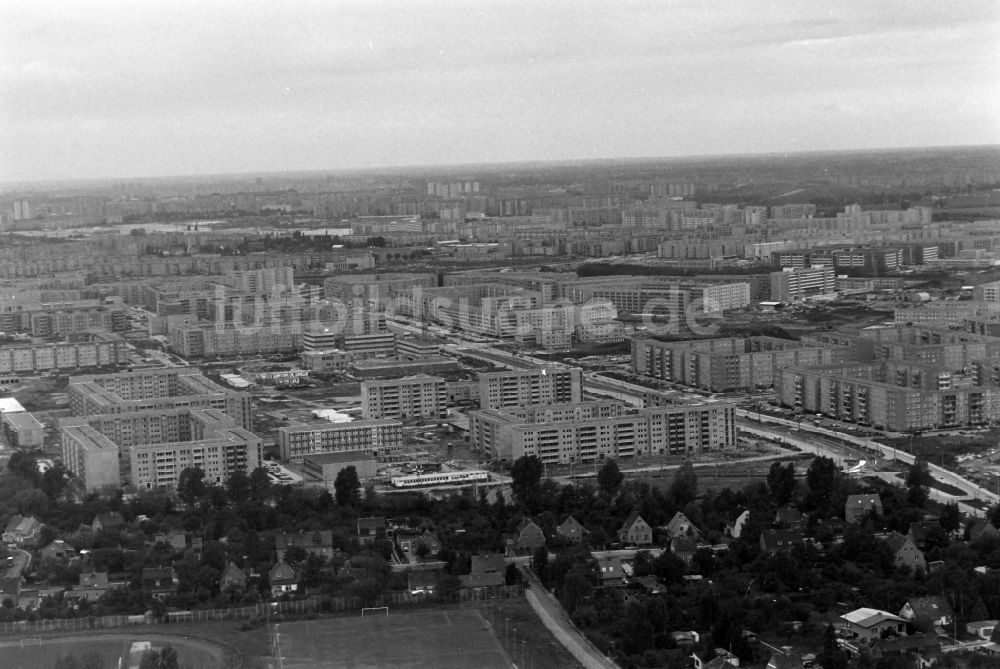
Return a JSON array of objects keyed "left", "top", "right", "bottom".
[{"left": 740, "top": 412, "right": 998, "bottom": 514}]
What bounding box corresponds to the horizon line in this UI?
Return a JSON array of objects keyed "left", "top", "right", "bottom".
[{"left": 3, "top": 142, "right": 999, "bottom": 192}]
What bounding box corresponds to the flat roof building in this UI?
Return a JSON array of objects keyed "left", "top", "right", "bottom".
[
  {"left": 361, "top": 375, "right": 447, "bottom": 421},
  {"left": 278, "top": 419, "right": 402, "bottom": 462}
]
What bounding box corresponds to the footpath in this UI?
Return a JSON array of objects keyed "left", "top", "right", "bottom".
[{"left": 520, "top": 567, "right": 617, "bottom": 669}]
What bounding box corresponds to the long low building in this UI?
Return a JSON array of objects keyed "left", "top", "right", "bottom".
[
  {"left": 468, "top": 399, "right": 736, "bottom": 464},
  {"left": 278, "top": 419, "right": 403, "bottom": 462}
]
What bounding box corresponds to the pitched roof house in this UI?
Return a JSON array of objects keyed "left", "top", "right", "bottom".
[
  {"left": 596, "top": 557, "right": 625, "bottom": 586},
  {"left": 969, "top": 520, "right": 1000, "bottom": 543},
  {"left": 899, "top": 596, "right": 954, "bottom": 632},
  {"left": 141, "top": 567, "right": 177, "bottom": 599},
  {"left": 460, "top": 553, "right": 506, "bottom": 589},
  {"left": 663, "top": 512, "right": 700, "bottom": 540},
  {"left": 725, "top": 510, "right": 750, "bottom": 539},
  {"left": 759, "top": 529, "right": 802, "bottom": 555},
  {"left": 884, "top": 532, "right": 926, "bottom": 573},
  {"left": 773, "top": 507, "right": 803, "bottom": 529},
  {"left": 671, "top": 536, "right": 699, "bottom": 564},
  {"left": 40, "top": 539, "right": 77, "bottom": 562},
  {"left": 92, "top": 512, "right": 125, "bottom": 533},
  {"left": 618, "top": 511, "right": 653, "bottom": 546},
  {"left": 220, "top": 562, "right": 248, "bottom": 592},
  {"left": 357, "top": 517, "right": 386, "bottom": 546},
  {"left": 276, "top": 530, "right": 337, "bottom": 560},
  {"left": 557, "top": 515, "right": 586, "bottom": 543},
  {"left": 514, "top": 519, "right": 546, "bottom": 553},
  {"left": 838, "top": 607, "right": 908, "bottom": 641},
  {"left": 2, "top": 515, "right": 44, "bottom": 546},
  {"left": 268, "top": 561, "right": 298, "bottom": 596},
  {"left": 845, "top": 494, "right": 882, "bottom": 524}
]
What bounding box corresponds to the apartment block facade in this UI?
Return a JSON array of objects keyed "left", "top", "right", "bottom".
[
  {"left": 67, "top": 368, "right": 252, "bottom": 431},
  {"left": 361, "top": 375, "right": 447, "bottom": 420},
  {"left": 468, "top": 399, "right": 737, "bottom": 464},
  {"left": 278, "top": 420, "right": 403, "bottom": 462},
  {"left": 0, "top": 333, "right": 127, "bottom": 374},
  {"left": 477, "top": 365, "right": 583, "bottom": 411},
  {"left": 632, "top": 336, "right": 846, "bottom": 392}
]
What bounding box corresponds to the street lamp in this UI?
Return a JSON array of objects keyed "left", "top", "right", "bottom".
[
  {"left": 521, "top": 640, "right": 527, "bottom": 669},
  {"left": 505, "top": 618, "right": 509, "bottom": 647}
]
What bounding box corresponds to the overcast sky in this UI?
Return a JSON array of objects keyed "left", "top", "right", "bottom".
[{"left": 2, "top": 0, "right": 999, "bottom": 182}]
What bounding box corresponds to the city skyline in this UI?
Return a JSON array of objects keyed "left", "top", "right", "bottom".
[{"left": 3, "top": 0, "right": 999, "bottom": 183}]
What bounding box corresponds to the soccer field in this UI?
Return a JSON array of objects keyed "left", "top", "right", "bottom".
[{"left": 274, "top": 608, "right": 513, "bottom": 669}]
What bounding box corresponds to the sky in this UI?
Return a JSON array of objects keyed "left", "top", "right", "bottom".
[{"left": 2, "top": 0, "right": 999, "bottom": 182}]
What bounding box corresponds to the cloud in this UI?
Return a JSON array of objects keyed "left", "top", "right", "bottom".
[{"left": 1, "top": 0, "right": 999, "bottom": 181}]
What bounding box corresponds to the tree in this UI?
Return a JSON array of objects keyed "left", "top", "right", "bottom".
[
  {"left": 766, "top": 462, "right": 796, "bottom": 506},
  {"left": 249, "top": 466, "right": 271, "bottom": 501},
  {"left": 939, "top": 503, "right": 961, "bottom": 534},
  {"left": 817, "top": 624, "right": 848, "bottom": 669},
  {"left": 226, "top": 469, "right": 251, "bottom": 504},
  {"left": 139, "top": 646, "right": 179, "bottom": 669},
  {"left": 805, "top": 457, "right": 839, "bottom": 514},
  {"left": 510, "top": 456, "right": 543, "bottom": 511},
  {"left": 906, "top": 457, "right": 931, "bottom": 508},
  {"left": 176, "top": 467, "right": 206, "bottom": 506},
  {"left": 334, "top": 466, "right": 361, "bottom": 507},
  {"left": 669, "top": 460, "right": 698, "bottom": 507},
  {"left": 597, "top": 459, "right": 624, "bottom": 498},
  {"left": 8, "top": 450, "right": 40, "bottom": 485}
]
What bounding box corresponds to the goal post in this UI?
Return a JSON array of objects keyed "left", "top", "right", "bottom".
[{"left": 361, "top": 606, "right": 389, "bottom": 617}]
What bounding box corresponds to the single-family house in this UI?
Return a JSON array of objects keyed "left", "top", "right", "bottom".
[
  {"left": 900, "top": 596, "right": 954, "bottom": 633},
  {"left": 968, "top": 520, "right": 1000, "bottom": 543},
  {"left": 870, "top": 633, "right": 941, "bottom": 667},
  {"left": 219, "top": 563, "right": 247, "bottom": 593},
  {"left": 671, "top": 536, "right": 698, "bottom": 564},
  {"left": 141, "top": 567, "right": 177, "bottom": 599},
  {"left": 966, "top": 620, "right": 997, "bottom": 640},
  {"left": 773, "top": 507, "right": 804, "bottom": 529},
  {"left": 838, "top": 607, "right": 908, "bottom": 641},
  {"left": 70, "top": 572, "right": 111, "bottom": 602},
  {"left": 596, "top": 557, "right": 625, "bottom": 586},
  {"left": 460, "top": 553, "right": 506, "bottom": 589},
  {"left": 2, "top": 515, "right": 44, "bottom": 546},
  {"left": 514, "top": 519, "right": 546, "bottom": 553},
  {"left": 557, "top": 515, "right": 586, "bottom": 544},
  {"left": 618, "top": 511, "right": 653, "bottom": 546},
  {"left": 759, "top": 529, "right": 802, "bottom": 555},
  {"left": 766, "top": 651, "right": 801, "bottom": 669},
  {"left": 845, "top": 494, "right": 882, "bottom": 524},
  {"left": 269, "top": 561, "right": 298, "bottom": 596},
  {"left": 907, "top": 520, "right": 942, "bottom": 550},
  {"left": 40, "top": 540, "right": 77, "bottom": 563},
  {"left": 357, "top": 517, "right": 386, "bottom": 546},
  {"left": 725, "top": 510, "right": 750, "bottom": 539},
  {"left": 885, "top": 532, "right": 926, "bottom": 573},
  {"left": 398, "top": 530, "right": 442, "bottom": 558},
  {"left": 92, "top": 512, "right": 125, "bottom": 534},
  {"left": 407, "top": 570, "right": 442, "bottom": 594},
  {"left": 663, "top": 512, "right": 700, "bottom": 540},
  {"left": 276, "top": 530, "right": 337, "bottom": 561},
  {"left": 152, "top": 531, "right": 186, "bottom": 552}
]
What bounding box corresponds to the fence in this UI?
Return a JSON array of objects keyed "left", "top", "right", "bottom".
[{"left": 0, "top": 584, "right": 525, "bottom": 636}]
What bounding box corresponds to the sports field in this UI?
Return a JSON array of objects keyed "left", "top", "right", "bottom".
[
  {"left": 274, "top": 608, "right": 512, "bottom": 669},
  {"left": 0, "top": 633, "right": 221, "bottom": 668}
]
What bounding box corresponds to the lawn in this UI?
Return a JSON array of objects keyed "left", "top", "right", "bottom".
[{"left": 274, "top": 608, "right": 512, "bottom": 669}]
